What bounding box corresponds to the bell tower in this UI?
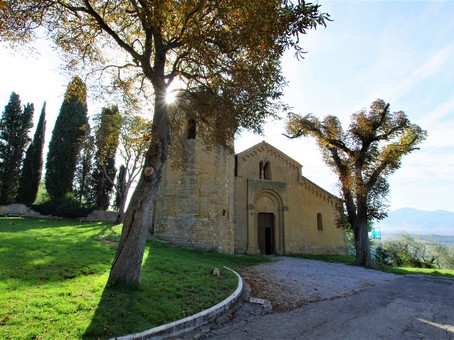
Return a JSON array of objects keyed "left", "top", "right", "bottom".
[{"left": 151, "top": 110, "right": 235, "bottom": 254}]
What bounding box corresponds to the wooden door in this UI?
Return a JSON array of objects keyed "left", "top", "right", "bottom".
[{"left": 258, "top": 213, "right": 275, "bottom": 255}]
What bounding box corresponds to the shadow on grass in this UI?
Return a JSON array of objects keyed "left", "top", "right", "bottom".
[
  {"left": 83, "top": 283, "right": 154, "bottom": 339},
  {"left": 0, "top": 217, "right": 116, "bottom": 285},
  {"left": 83, "top": 239, "right": 271, "bottom": 339}
]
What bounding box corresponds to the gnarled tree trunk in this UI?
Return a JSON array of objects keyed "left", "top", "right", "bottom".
[{"left": 108, "top": 92, "right": 169, "bottom": 286}]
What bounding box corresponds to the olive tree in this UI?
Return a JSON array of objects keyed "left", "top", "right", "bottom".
[{"left": 286, "top": 99, "right": 427, "bottom": 266}]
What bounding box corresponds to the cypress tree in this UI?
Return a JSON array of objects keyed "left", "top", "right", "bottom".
[
  {"left": 91, "top": 106, "right": 121, "bottom": 210},
  {"left": 45, "top": 76, "right": 88, "bottom": 198},
  {"left": 16, "top": 103, "right": 47, "bottom": 204},
  {"left": 73, "top": 125, "right": 94, "bottom": 206},
  {"left": 0, "top": 92, "right": 34, "bottom": 204},
  {"left": 114, "top": 164, "right": 126, "bottom": 211}
]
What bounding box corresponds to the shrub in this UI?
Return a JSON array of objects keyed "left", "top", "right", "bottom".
[
  {"left": 376, "top": 233, "right": 454, "bottom": 269},
  {"left": 373, "top": 246, "right": 393, "bottom": 265},
  {"left": 30, "top": 193, "right": 93, "bottom": 218}
]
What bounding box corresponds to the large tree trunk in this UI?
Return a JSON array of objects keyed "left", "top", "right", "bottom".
[
  {"left": 353, "top": 209, "right": 374, "bottom": 267},
  {"left": 108, "top": 95, "right": 169, "bottom": 286}
]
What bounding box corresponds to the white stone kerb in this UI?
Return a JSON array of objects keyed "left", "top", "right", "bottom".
[{"left": 113, "top": 266, "right": 243, "bottom": 340}]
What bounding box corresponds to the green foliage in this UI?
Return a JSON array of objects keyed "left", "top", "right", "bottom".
[
  {"left": 45, "top": 76, "right": 88, "bottom": 199},
  {"left": 374, "top": 233, "right": 454, "bottom": 269},
  {"left": 0, "top": 217, "right": 269, "bottom": 338},
  {"left": 33, "top": 181, "right": 48, "bottom": 204},
  {"left": 31, "top": 193, "right": 93, "bottom": 219},
  {"left": 292, "top": 253, "right": 454, "bottom": 278},
  {"left": 293, "top": 254, "right": 356, "bottom": 264},
  {"left": 373, "top": 246, "right": 393, "bottom": 265},
  {"left": 16, "top": 102, "right": 46, "bottom": 204},
  {"left": 0, "top": 92, "right": 34, "bottom": 204},
  {"left": 73, "top": 124, "right": 95, "bottom": 206},
  {"left": 114, "top": 164, "right": 126, "bottom": 211},
  {"left": 343, "top": 228, "right": 356, "bottom": 256},
  {"left": 376, "top": 264, "right": 454, "bottom": 278},
  {"left": 90, "top": 106, "right": 121, "bottom": 210}
]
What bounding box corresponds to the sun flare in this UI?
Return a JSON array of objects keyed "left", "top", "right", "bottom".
[{"left": 165, "top": 90, "right": 177, "bottom": 104}]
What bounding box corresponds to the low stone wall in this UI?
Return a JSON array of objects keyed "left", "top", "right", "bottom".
[
  {"left": 0, "top": 203, "right": 118, "bottom": 222},
  {"left": 79, "top": 210, "right": 118, "bottom": 223},
  {"left": 0, "top": 203, "right": 42, "bottom": 217}
]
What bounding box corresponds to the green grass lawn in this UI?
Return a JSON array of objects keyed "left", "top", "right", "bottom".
[
  {"left": 293, "top": 254, "right": 454, "bottom": 278},
  {"left": 0, "top": 217, "right": 269, "bottom": 339}
]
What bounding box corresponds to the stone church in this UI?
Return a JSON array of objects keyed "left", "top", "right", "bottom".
[{"left": 151, "top": 118, "right": 347, "bottom": 256}]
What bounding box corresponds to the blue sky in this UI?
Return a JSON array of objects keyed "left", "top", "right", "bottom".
[
  {"left": 0, "top": 1, "right": 453, "bottom": 212},
  {"left": 237, "top": 0, "right": 454, "bottom": 213}
]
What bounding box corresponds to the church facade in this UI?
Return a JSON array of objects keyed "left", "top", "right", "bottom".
[{"left": 151, "top": 126, "right": 347, "bottom": 256}]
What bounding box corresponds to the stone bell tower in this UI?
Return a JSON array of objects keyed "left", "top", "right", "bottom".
[{"left": 151, "top": 110, "right": 235, "bottom": 254}]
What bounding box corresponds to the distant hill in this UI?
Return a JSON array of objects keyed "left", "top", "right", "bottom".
[{"left": 377, "top": 208, "right": 454, "bottom": 237}]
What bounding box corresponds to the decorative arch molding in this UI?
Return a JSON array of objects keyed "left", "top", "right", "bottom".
[
  {"left": 248, "top": 188, "right": 285, "bottom": 255},
  {"left": 254, "top": 189, "right": 284, "bottom": 211}
]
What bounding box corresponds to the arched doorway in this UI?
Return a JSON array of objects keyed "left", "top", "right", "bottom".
[
  {"left": 251, "top": 190, "right": 284, "bottom": 255},
  {"left": 258, "top": 212, "right": 275, "bottom": 255}
]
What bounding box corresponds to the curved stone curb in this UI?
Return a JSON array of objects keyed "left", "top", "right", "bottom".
[{"left": 113, "top": 266, "right": 243, "bottom": 340}]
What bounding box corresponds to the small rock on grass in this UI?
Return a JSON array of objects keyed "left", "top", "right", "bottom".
[{"left": 212, "top": 268, "right": 221, "bottom": 278}]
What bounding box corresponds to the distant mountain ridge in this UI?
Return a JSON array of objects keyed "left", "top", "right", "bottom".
[{"left": 377, "top": 208, "right": 454, "bottom": 236}]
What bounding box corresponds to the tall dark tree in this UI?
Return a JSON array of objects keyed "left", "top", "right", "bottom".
[
  {"left": 114, "top": 164, "right": 126, "bottom": 214},
  {"left": 45, "top": 76, "right": 88, "bottom": 199},
  {"left": 16, "top": 102, "right": 47, "bottom": 204},
  {"left": 91, "top": 106, "right": 121, "bottom": 210},
  {"left": 286, "top": 99, "right": 427, "bottom": 266},
  {"left": 0, "top": 92, "right": 33, "bottom": 204},
  {"left": 1, "top": 1, "right": 329, "bottom": 285},
  {"left": 73, "top": 124, "right": 94, "bottom": 206}
]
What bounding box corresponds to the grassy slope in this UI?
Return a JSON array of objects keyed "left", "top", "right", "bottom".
[{"left": 0, "top": 217, "right": 269, "bottom": 339}]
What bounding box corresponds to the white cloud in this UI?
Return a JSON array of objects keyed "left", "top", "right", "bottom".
[
  {"left": 372, "top": 40, "right": 454, "bottom": 104},
  {"left": 419, "top": 98, "right": 454, "bottom": 128}
]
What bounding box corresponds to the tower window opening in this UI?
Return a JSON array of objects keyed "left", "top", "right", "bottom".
[
  {"left": 260, "top": 161, "right": 272, "bottom": 180},
  {"left": 264, "top": 161, "right": 271, "bottom": 180},
  {"left": 187, "top": 118, "right": 196, "bottom": 139}
]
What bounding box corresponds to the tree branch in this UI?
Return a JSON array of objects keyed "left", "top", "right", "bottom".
[{"left": 78, "top": 0, "right": 142, "bottom": 61}]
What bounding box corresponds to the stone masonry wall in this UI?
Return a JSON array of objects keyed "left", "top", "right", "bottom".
[{"left": 152, "top": 139, "right": 235, "bottom": 254}]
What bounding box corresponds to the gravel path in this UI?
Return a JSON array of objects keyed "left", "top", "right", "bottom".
[
  {"left": 178, "top": 257, "right": 454, "bottom": 340},
  {"left": 242, "top": 257, "right": 397, "bottom": 311}
]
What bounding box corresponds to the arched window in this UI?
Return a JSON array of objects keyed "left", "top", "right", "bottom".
[
  {"left": 317, "top": 213, "right": 323, "bottom": 231},
  {"left": 263, "top": 161, "right": 271, "bottom": 180},
  {"left": 259, "top": 161, "right": 272, "bottom": 180},
  {"left": 187, "top": 118, "right": 196, "bottom": 139}
]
